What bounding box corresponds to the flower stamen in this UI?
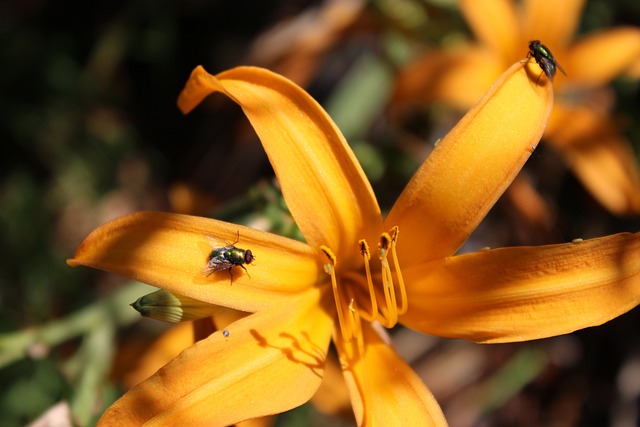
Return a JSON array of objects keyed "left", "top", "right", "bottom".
[
  {"left": 356, "top": 227, "right": 408, "bottom": 329},
  {"left": 322, "top": 227, "right": 408, "bottom": 343},
  {"left": 389, "top": 226, "right": 408, "bottom": 315},
  {"left": 321, "top": 245, "right": 354, "bottom": 342},
  {"left": 379, "top": 232, "right": 398, "bottom": 327},
  {"left": 358, "top": 239, "right": 378, "bottom": 322}
]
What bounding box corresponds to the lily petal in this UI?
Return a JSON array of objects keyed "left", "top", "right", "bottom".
[
  {"left": 385, "top": 62, "right": 554, "bottom": 264},
  {"left": 177, "top": 66, "right": 382, "bottom": 261},
  {"left": 566, "top": 27, "right": 640, "bottom": 85},
  {"left": 310, "top": 352, "right": 352, "bottom": 417},
  {"left": 335, "top": 322, "right": 447, "bottom": 426},
  {"left": 521, "top": 0, "right": 584, "bottom": 49},
  {"left": 545, "top": 102, "right": 615, "bottom": 144},
  {"left": 400, "top": 232, "right": 640, "bottom": 343},
  {"left": 625, "top": 55, "right": 640, "bottom": 79},
  {"left": 68, "top": 211, "right": 320, "bottom": 312},
  {"left": 546, "top": 104, "right": 640, "bottom": 215},
  {"left": 562, "top": 133, "right": 640, "bottom": 214},
  {"left": 121, "top": 322, "right": 195, "bottom": 389},
  {"left": 393, "top": 47, "right": 504, "bottom": 109},
  {"left": 460, "top": 0, "right": 519, "bottom": 61},
  {"left": 98, "top": 287, "right": 334, "bottom": 426}
]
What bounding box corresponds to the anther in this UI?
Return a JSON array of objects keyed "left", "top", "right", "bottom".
[
  {"left": 379, "top": 232, "right": 391, "bottom": 253},
  {"left": 359, "top": 240, "right": 370, "bottom": 258},
  {"left": 320, "top": 245, "right": 337, "bottom": 267},
  {"left": 389, "top": 226, "right": 399, "bottom": 243}
]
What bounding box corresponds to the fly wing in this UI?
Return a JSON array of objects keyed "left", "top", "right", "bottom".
[
  {"left": 202, "top": 255, "right": 234, "bottom": 276},
  {"left": 556, "top": 61, "right": 567, "bottom": 76},
  {"left": 203, "top": 235, "right": 235, "bottom": 276},
  {"left": 206, "top": 235, "right": 234, "bottom": 251}
]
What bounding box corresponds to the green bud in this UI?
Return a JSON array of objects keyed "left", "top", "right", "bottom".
[{"left": 131, "top": 289, "right": 226, "bottom": 323}]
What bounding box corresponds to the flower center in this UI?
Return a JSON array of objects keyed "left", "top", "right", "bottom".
[{"left": 320, "top": 226, "right": 408, "bottom": 347}]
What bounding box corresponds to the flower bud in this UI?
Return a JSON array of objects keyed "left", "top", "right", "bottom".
[{"left": 131, "top": 289, "right": 226, "bottom": 323}]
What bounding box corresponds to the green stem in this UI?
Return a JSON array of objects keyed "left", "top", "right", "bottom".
[{"left": 0, "top": 282, "right": 152, "bottom": 369}]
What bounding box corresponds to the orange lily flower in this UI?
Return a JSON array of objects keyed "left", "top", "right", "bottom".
[
  {"left": 68, "top": 62, "right": 640, "bottom": 426},
  {"left": 394, "top": 0, "right": 640, "bottom": 214}
]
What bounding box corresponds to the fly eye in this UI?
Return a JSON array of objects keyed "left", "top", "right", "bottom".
[{"left": 245, "top": 250, "right": 254, "bottom": 264}]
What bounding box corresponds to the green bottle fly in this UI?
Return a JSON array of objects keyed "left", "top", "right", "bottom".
[
  {"left": 528, "top": 40, "right": 566, "bottom": 82},
  {"left": 203, "top": 233, "right": 254, "bottom": 284}
]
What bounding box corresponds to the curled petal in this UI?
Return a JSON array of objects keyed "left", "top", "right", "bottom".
[
  {"left": 400, "top": 232, "right": 640, "bottom": 343},
  {"left": 335, "top": 323, "right": 447, "bottom": 426},
  {"left": 98, "top": 288, "right": 334, "bottom": 426},
  {"left": 567, "top": 27, "right": 640, "bottom": 85},
  {"left": 385, "top": 62, "right": 554, "bottom": 264},
  {"left": 178, "top": 66, "right": 382, "bottom": 262},
  {"left": 68, "top": 211, "right": 320, "bottom": 312}
]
